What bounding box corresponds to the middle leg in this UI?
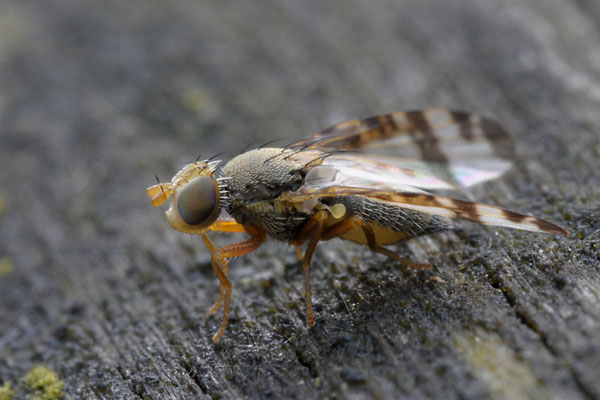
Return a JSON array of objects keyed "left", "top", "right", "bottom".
[{"left": 292, "top": 210, "right": 329, "bottom": 328}]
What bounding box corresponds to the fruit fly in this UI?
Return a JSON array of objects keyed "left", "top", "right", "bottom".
[{"left": 146, "top": 109, "right": 567, "bottom": 342}]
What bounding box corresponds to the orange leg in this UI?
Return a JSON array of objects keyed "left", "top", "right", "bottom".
[
  {"left": 200, "top": 231, "right": 266, "bottom": 342},
  {"left": 201, "top": 220, "right": 252, "bottom": 314},
  {"left": 356, "top": 219, "right": 430, "bottom": 269},
  {"left": 208, "top": 219, "right": 247, "bottom": 233},
  {"left": 292, "top": 210, "right": 329, "bottom": 328},
  {"left": 320, "top": 216, "right": 430, "bottom": 269},
  {"left": 294, "top": 245, "right": 303, "bottom": 262},
  {"left": 319, "top": 217, "right": 356, "bottom": 240},
  {"left": 200, "top": 234, "right": 227, "bottom": 314}
]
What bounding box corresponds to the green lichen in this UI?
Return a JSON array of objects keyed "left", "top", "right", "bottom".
[
  {"left": 0, "top": 381, "right": 14, "bottom": 400},
  {"left": 0, "top": 194, "right": 6, "bottom": 216},
  {"left": 22, "top": 366, "right": 64, "bottom": 400},
  {"left": 454, "top": 330, "right": 553, "bottom": 400},
  {"left": 0, "top": 258, "right": 13, "bottom": 277}
]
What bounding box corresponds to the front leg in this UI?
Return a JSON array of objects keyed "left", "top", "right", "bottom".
[
  {"left": 200, "top": 219, "right": 247, "bottom": 313},
  {"left": 200, "top": 230, "right": 266, "bottom": 343}
]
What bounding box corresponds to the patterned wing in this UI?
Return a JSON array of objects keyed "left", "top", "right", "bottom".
[
  {"left": 276, "top": 109, "right": 566, "bottom": 235},
  {"left": 290, "top": 109, "right": 514, "bottom": 188},
  {"left": 280, "top": 184, "right": 567, "bottom": 235},
  {"left": 293, "top": 109, "right": 514, "bottom": 160}
]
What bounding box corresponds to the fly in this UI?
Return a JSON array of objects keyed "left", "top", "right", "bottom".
[{"left": 146, "top": 109, "right": 567, "bottom": 342}]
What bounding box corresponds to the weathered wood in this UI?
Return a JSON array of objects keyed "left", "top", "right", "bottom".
[{"left": 0, "top": 0, "right": 598, "bottom": 399}]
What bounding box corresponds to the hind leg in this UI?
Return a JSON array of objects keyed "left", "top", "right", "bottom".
[{"left": 320, "top": 217, "right": 431, "bottom": 269}]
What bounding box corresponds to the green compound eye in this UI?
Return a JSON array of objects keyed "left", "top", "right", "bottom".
[{"left": 177, "top": 176, "right": 218, "bottom": 226}]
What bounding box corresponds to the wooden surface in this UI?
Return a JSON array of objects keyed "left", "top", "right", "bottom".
[{"left": 0, "top": 1, "right": 599, "bottom": 399}]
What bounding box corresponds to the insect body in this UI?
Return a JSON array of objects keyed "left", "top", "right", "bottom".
[{"left": 146, "top": 109, "right": 567, "bottom": 342}]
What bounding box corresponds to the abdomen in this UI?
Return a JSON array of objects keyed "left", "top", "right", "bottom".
[{"left": 324, "top": 196, "right": 451, "bottom": 245}]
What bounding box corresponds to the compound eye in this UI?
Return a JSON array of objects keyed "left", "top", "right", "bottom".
[{"left": 177, "top": 176, "right": 218, "bottom": 226}]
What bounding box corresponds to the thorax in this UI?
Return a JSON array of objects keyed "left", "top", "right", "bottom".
[{"left": 220, "top": 148, "right": 308, "bottom": 240}]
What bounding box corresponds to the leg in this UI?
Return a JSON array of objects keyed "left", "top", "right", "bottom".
[
  {"left": 208, "top": 219, "right": 246, "bottom": 233},
  {"left": 292, "top": 211, "right": 329, "bottom": 328},
  {"left": 201, "top": 232, "right": 266, "bottom": 342},
  {"left": 200, "top": 221, "right": 254, "bottom": 315},
  {"left": 356, "top": 220, "right": 430, "bottom": 269},
  {"left": 200, "top": 234, "right": 227, "bottom": 314},
  {"left": 320, "top": 216, "right": 431, "bottom": 269},
  {"left": 294, "top": 245, "right": 303, "bottom": 262}
]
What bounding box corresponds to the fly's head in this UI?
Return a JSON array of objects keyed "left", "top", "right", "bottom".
[{"left": 146, "top": 160, "right": 226, "bottom": 234}]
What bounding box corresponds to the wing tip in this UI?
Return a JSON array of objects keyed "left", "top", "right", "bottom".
[{"left": 534, "top": 219, "right": 569, "bottom": 236}]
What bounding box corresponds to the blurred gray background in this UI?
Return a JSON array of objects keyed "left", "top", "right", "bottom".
[{"left": 0, "top": 0, "right": 599, "bottom": 399}]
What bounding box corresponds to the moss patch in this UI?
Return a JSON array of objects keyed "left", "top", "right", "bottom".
[
  {"left": 22, "top": 366, "right": 64, "bottom": 400},
  {"left": 0, "top": 381, "right": 14, "bottom": 400},
  {"left": 454, "top": 329, "right": 552, "bottom": 400},
  {"left": 0, "top": 194, "right": 6, "bottom": 216},
  {"left": 0, "top": 258, "right": 13, "bottom": 277}
]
